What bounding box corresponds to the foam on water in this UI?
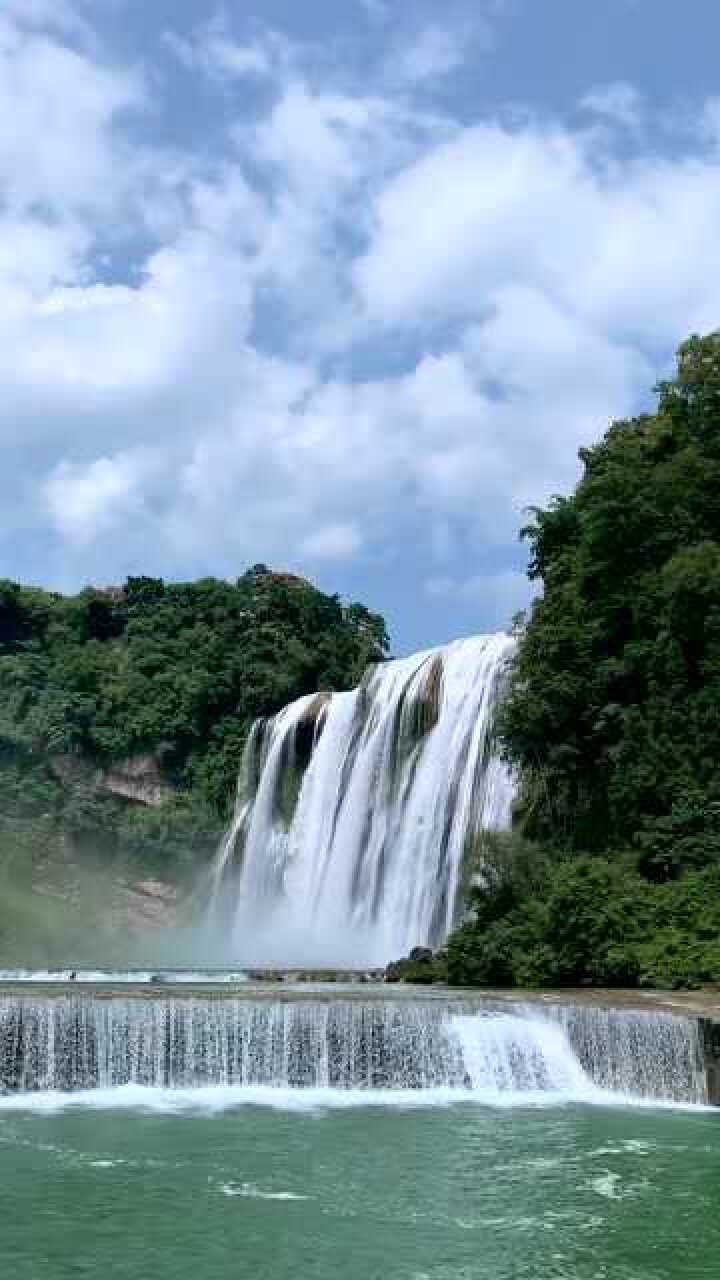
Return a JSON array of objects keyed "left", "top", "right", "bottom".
[
  {"left": 0, "top": 1083, "right": 709, "bottom": 1116},
  {"left": 0, "top": 970, "right": 250, "bottom": 984}
]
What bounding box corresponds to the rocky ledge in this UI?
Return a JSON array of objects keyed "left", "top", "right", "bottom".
[{"left": 50, "top": 751, "right": 176, "bottom": 808}]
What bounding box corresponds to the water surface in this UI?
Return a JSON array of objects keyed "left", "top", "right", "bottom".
[{"left": 1, "top": 1095, "right": 716, "bottom": 1280}]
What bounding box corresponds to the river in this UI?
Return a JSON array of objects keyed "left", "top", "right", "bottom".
[{"left": 0, "top": 1092, "right": 717, "bottom": 1280}]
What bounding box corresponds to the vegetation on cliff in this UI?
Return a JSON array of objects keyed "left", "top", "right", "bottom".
[
  {"left": 0, "top": 566, "right": 388, "bottom": 884},
  {"left": 447, "top": 334, "right": 720, "bottom": 989}
]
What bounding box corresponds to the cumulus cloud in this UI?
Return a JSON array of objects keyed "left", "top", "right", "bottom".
[
  {"left": 391, "top": 26, "right": 467, "bottom": 84},
  {"left": 351, "top": 119, "right": 720, "bottom": 347},
  {"left": 580, "top": 81, "right": 643, "bottom": 129},
  {"left": 301, "top": 524, "right": 364, "bottom": 560},
  {"left": 44, "top": 450, "right": 161, "bottom": 547},
  {"left": 163, "top": 16, "right": 283, "bottom": 83},
  {"left": 2, "top": 1, "right": 720, "bottom": 644},
  {"left": 0, "top": 0, "right": 92, "bottom": 40},
  {"left": 0, "top": 13, "right": 143, "bottom": 219}
]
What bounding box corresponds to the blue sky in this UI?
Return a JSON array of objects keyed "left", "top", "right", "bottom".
[{"left": 2, "top": 0, "right": 720, "bottom": 653}]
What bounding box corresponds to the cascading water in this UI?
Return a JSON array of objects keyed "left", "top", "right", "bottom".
[
  {"left": 210, "top": 634, "right": 515, "bottom": 966},
  {"left": 0, "top": 995, "right": 708, "bottom": 1105}
]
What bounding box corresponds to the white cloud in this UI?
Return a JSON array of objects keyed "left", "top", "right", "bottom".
[
  {"left": 44, "top": 450, "right": 161, "bottom": 547},
  {"left": 0, "top": 0, "right": 91, "bottom": 40},
  {"left": 352, "top": 119, "right": 720, "bottom": 350},
  {"left": 252, "top": 86, "right": 387, "bottom": 191},
  {"left": 392, "top": 26, "right": 466, "bottom": 83},
  {"left": 580, "top": 81, "right": 643, "bottom": 129},
  {"left": 0, "top": 13, "right": 143, "bottom": 218},
  {"left": 0, "top": 218, "right": 88, "bottom": 295},
  {"left": 701, "top": 98, "right": 720, "bottom": 147},
  {"left": 3, "top": 3, "right": 720, "bottom": 642},
  {"left": 163, "top": 13, "right": 290, "bottom": 84},
  {"left": 209, "top": 40, "right": 272, "bottom": 78},
  {"left": 165, "top": 29, "right": 273, "bottom": 80},
  {"left": 301, "top": 524, "right": 363, "bottom": 560}
]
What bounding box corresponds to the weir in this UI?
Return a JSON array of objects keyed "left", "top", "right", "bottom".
[
  {"left": 209, "top": 634, "right": 515, "bottom": 967},
  {"left": 702, "top": 1018, "right": 720, "bottom": 1105},
  {"left": 0, "top": 990, "right": 710, "bottom": 1106}
]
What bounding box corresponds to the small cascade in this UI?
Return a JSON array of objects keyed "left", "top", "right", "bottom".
[
  {"left": 0, "top": 995, "right": 708, "bottom": 1105},
  {"left": 545, "top": 1004, "right": 707, "bottom": 1103},
  {"left": 451, "top": 1014, "right": 593, "bottom": 1098},
  {"left": 210, "top": 634, "right": 515, "bottom": 966}
]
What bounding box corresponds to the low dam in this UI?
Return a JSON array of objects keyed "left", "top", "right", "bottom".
[
  {"left": 0, "top": 981, "right": 716, "bottom": 1107},
  {"left": 703, "top": 1017, "right": 720, "bottom": 1105}
]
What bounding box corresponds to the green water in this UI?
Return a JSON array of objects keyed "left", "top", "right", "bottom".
[{"left": 0, "top": 1096, "right": 717, "bottom": 1280}]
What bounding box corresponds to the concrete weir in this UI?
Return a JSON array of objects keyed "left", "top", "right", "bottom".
[
  {"left": 701, "top": 1018, "right": 720, "bottom": 1105},
  {"left": 0, "top": 978, "right": 717, "bottom": 1106}
]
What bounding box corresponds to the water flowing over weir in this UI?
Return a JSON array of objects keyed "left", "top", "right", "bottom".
[
  {"left": 210, "top": 634, "right": 515, "bottom": 966},
  {"left": 0, "top": 995, "right": 708, "bottom": 1105}
]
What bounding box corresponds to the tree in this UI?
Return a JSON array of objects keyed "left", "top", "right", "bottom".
[
  {"left": 448, "top": 334, "right": 720, "bottom": 990},
  {"left": 0, "top": 567, "right": 390, "bottom": 877},
  {"left": 501, "top": 333, "right": 720, "bottom": 860}
]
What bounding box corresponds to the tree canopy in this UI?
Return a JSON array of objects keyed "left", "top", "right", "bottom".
[
  {"left": 502, "top": 333, "right": 720, "bottom": 874},
  {"left": 447, "top": 334, "right": 720, "bottom": 989},
  {"left": 0, "top": 568, "right": 388, "bottom": 871}
]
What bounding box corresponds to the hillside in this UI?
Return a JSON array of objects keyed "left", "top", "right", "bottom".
[
  {"left": 0, "top": 566, "right": 388, "bottom": 956},
  {"left": 447, "top": 334, "right": 720, "bottom": 990}
]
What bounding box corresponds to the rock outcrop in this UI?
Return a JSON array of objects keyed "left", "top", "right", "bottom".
[
  {"left": 49, "top": 752, "right": 175, "bottom": 809},
  {"left": 101, "top": 755, "right": 174, "bottom": 808}
]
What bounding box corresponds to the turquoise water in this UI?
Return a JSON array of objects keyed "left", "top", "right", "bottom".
[{"left": 0, "top": 1093, "right": 716, "bottom": 1279}]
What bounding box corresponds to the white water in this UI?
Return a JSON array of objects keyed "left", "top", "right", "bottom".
[
  {"left": 0, "top": 970, "right": 250, "bottom": 985},
  {"left": 0, "top": 996, "right": 707, "bottom": 1106},
  {"left": 451, "top": 1013, "right": 596, "bottom": 1100},
  {"left": 210, "top": 634, "right": 515, "bottom": 966}
]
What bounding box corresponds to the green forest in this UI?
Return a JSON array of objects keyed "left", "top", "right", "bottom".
[
  {"left": 0, "top": 567, "right": 388, "bottom": 879},
  {"left": 446, "top": 334, "right": 720, "bottom": 990}
]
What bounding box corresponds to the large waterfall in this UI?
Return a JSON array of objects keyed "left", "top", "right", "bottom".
[
  {"left": 210, "top": 634, "right": 515, "bottom": 966},
  {"left": 0, "top": 995, "right": 708, "bottom": 1105}
]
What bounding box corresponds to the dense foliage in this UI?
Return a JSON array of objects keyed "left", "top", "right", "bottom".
[
  {"left": 0, "top": 567, "right": 388, "bottom": 873},
  {"left": 447, "top": 834, "right": 720, "bottom": 990},
  {"left": 448, "top": 335, "right": 720, "bottom": 989}
]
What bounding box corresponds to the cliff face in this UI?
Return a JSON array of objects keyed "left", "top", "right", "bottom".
[
  {"left": 49, "top": 752, "right": 176, "bottom": 809},
  {"left": 102, "top": 754, "right": 175, "bottom": 807}
]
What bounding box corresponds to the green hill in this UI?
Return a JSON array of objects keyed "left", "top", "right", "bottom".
[
  {"left": 447, "top": 334, "right": 720, "bottom": 990},
  {"left": 0, "top": 566, "right": 388, "bottom": 902}
]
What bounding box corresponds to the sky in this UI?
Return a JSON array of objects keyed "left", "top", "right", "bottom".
[{"left": 2, "top": 0, "right": 720, "bottom": 653}]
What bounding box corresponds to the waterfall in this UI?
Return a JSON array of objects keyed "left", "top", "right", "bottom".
[
  {"left": 0, "top": 995, "right": 707, "bottom": 1105},
  {"left": 210, "top": 634, "right": 515, "bottom": 966}
]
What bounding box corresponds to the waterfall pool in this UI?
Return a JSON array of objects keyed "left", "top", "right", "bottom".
[
  {"left": 0, "top": 1094, "right": 717, "bottom": 1279},
  {"left": 1, "top": 986, "right": 716, "bottom": 1277}
]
